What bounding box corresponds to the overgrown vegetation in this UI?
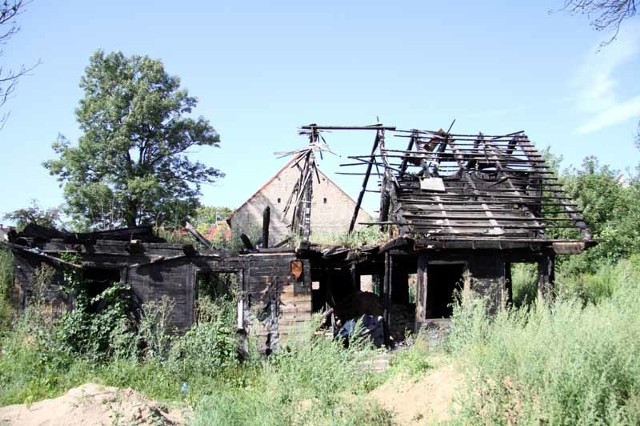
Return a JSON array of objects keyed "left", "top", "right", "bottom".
[
  {"left": 0, "top": 257, "right": 399, "bottom": 424},
  {"left": 0, "top": 248, "right": 13, "bottom": 329},
  {"left": 448, "top": 256, "right": 640, "bottom": 425}
]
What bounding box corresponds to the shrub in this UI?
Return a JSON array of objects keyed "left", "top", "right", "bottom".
[
  {"left": 55, "top": 282, "right": 138, "bottom": 360},
  {"left": 168, "top": 320, "right": 238, "bottom": 378}
]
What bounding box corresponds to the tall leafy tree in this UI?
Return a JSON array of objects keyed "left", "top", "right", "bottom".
[{"left": 44, "top": 50, "right": 223, "bottom": 229}]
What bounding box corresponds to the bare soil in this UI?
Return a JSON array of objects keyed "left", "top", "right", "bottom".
[
  {"left": 0, "top": 383, "right": 187, "bottom": 426},
  {"left": 370, "top": 357, "right": 463, "bottom": 425}
]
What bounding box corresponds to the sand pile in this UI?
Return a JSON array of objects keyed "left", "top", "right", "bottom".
[{"left": 0, "top": 383, "right": 186, "bottom": 426}]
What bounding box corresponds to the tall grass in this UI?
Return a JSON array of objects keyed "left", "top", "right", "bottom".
[
  {"left": 510, "top": 263, "right": 538, "bottom": 307},
  {"left": 192, "top": 317, "right": 392, "bottom": 425},
  {"left": 448, "top": 256, "right": 640, "bottom": 425},
  {"left": 0, "top": 248, "right": 14, "bottom": 329}
]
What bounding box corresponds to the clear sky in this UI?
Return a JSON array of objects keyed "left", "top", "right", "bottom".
[{"left": 0, "top": 0, "right": 638, "bottom": 223}]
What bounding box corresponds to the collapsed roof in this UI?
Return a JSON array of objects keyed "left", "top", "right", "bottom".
[{"left": 300, "top": 124, "right": 593, "bottom": 253}]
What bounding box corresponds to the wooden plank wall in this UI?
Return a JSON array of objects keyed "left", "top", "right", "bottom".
[
  {"left": 468, "top": 253, "right": 507, "bottom": 313},
  {"left": 131, "top": 258, "right": 194, "bottom": 331},
  {"left": 11, "top": 246, "right": 314, "bottom": 352},
  {"left": 277, "top": 258, "right": 312, "bottom": 339},
  {"left": 242, "top": 253, "right": 312, "bottom": 351},
  {"left": 130, "top": 252, "right": 313, "bottom": 351},
  {"left": 12, "top": 253, "right": 71, "bottom": 315}
]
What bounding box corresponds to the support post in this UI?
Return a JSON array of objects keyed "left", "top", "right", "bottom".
[
  {"left": 504, "top": 262, "right": 513, "bottom": 306},
  {"left": 538, "top": 253, "right": 555, "bottom": 301},
  {"left": 383, "top": 251, "right": 392, "bottom": 327},
  {"left": 350, "top": 264, "right": 359, "bottom": 291},
  {"left": 415, "top": 252, "right": 428, "bottom": 333},
  {"left": 262, "top": 206, "right": 270, "bottom": 248}
]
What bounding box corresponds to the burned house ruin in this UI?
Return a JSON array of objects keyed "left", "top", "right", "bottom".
[{"left": 4, "top": 124, "right": 594, "bottom": 350}]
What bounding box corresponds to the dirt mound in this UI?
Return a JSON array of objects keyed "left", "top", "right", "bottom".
[
  {"left": 370, "top": 360, "right": 463, "bottom": 425},
  {"left": 0, "top": 383, "right": 186, "bottom": 426}
]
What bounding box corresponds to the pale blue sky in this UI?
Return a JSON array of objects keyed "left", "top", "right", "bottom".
[{"left": 1, "top": 0, "right": 639, "bottom": 222}]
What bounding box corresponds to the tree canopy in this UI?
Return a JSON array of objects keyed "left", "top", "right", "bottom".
[
  {"left": 44, "top": 50, "right": 223, "bottom": 230},
  {"left": 3, "top": 200, "right": 61, "bottom": 231},
  {"left": 560, "top": 156, "right": 640, "bottom": 269}
]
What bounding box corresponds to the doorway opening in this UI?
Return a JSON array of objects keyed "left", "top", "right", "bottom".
[{"left": 426, "top": 263, "right": 465, "bottom": 318}]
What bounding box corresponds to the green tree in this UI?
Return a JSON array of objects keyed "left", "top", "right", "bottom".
[
  {"left": 562, "top": 157, "right": 640, "bottom": 264},
  {"left": 191, "top": 205, "right": 233, "bottom": 227},
  {"left": 44, "top": 50, "right": 223, "bottom": 229},
  {"left": 3, "top": 200, "right": 61, "bottom": 230}
]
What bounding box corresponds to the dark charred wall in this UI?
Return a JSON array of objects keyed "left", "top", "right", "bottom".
[
  {"left": 468, "top": 252, "right": 508, "bottom": 313},
  {"left": 12, "top": 254, "right": 71, "bottom": 316},
  {"left": 242, "top": 253, "right": 312, "bottom": 351},
  {"left": 10, "top": 245, "right": 313, "bottom": 352},
  {"left": 129, "top": 252, "right": 312, "bottom": 351},
  {"left": 131, "top": 258, "right": 196, "bottom": 331}
]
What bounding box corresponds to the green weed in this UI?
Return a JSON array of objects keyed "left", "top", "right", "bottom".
[{"left": 448, "top": 258, "right": 640, "bottom": 425}]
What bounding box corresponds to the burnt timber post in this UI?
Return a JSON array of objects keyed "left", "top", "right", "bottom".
[
  {"left": 349, "top": 129, "right": 382, "bottom": 233},
  {"left": 350, "top": 264, "right": 359, "bottom": 291},
  {"left": 504, "top": 261, "right": 513, "bottom": 305},
  {"left": 383, "top": 251, "right": 392, "bottom": 328},
  {"left": 262, "top": 206, "right": 270, "bottom": 248},
  {"left": 415, "top": 252, "right": 428, "bottom": 333},
  {"left": 538, "top": 253, "right": 555, "bottom": 301}
]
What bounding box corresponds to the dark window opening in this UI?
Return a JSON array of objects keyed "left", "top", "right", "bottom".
[
  {"left": 196, "top": 271, "right": 238, "bottom": 302},
  {"left": 82, "top": 268, "right": 122, "bottom": 313},
  {"left": 277, "top": 197, "right": 281, "bottom": 203},
  {"left": 323, "top": 197, "right": 327, "bottom": 204}
]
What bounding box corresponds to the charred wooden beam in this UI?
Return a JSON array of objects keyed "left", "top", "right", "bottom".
[
  {"left": 262, "top": 207, "right": 270, "bottom": 248},
  {"left": 401, "top": 213, "right": 577, "bottom": 222},
  {"left": 349, "top": 130, "right": 383, "bottom": 233},
  {"left": 301, "top": 124, "right": 396, "bottom": 131},
  {"left": 415, "top": 252, "right": 428, "bottom": 333},
  {"left": 397, "top": 198, "right": 580, "bottom": 207},
  {"left": 398, "top": 132, "right": 418, "bottom": 175},
  {"left": 185, "top": 221, "right": 212, "bottom": 249},
  {"left": 393, "top": 129, "right": 525, "bottom": 139},
  {"left": 398, "top": 206, "right": 583, "bottom": 214},
  {"left": 5, "top": 242, "right": 84, "bottom": 269},
  {"left": 397, "top": 194, "right": 578, "bottom": 201},
  {"left": 240, "top": 234, "right": 255, "bottom": 251},
  {"left": 383, "top": 251, "right": 392, "bottom": 330}
]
